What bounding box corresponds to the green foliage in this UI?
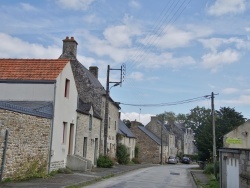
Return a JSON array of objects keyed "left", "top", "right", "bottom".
[
  {"left": 12, "top": 155, "right": 48, "bottom": 181},
  {"left": 97, "top": 155, "right": 114, "bottom": 168},
  {"left": 58, "top": 168, "right": 73, "bottom": 174},
  {"left": 116, "top": 144, "right": 130, "bottom": 164},
  {"left": 134, "top": 145, "right": 139, "bottom": 158},
  {"left": 123, "top": 119, "right": 131, "bottom": 128},
  {"left": 204, "top": 162, "right": 219, "bottom": 175},
  {"left": 131, "top": 157, "right": 140, "bottom": 164}
]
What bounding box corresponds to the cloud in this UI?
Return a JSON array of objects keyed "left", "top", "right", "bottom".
[
  {"left": 129, "top": 0, "right": 141, "bottom": 9},
  {"left": 201, "top": 49, "right": 240, "bottom": 72},
  {"left": 221, "top": 95, "right": 250, "bottom": 105},
  {"left": 139, "top": 25, "right": 212, "bottom": 49},
  {"left": 120, "top": 112, "right": 153, "bottom": 125},
  {"left": 103, "top": 24, "right": 141, "bottom": 47},
  {"left": 128, "top": 72, "right": 144, "bottom": 81},
  {"left": 57, "top": 0, "right": 95, "bottom": 10},
  {"left": 221, "top": 88, "right": 239, "bottom": 94},
  {"left": 0, "top": 33, "right": 61, "bottom": 58},
  {"left": 207, "top": 0, "right": 246, "bottom": 16},
  {"left": 199, "top": 37, "right": 250, "bottom": 53},
  {"left": 19, "top": 3, "right": 37, "bottom": 11},
  {"left": 246, "top": 27, "right": 250, "bottom": 32}
]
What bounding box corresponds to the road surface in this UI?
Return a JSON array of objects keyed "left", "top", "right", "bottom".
[{"left": 84, "top": 164, "right": 196, "bottom": 188}]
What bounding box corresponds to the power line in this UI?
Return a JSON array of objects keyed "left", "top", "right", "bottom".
[{"left": 119, "top": 95, "right": 210, "bottom": 107}]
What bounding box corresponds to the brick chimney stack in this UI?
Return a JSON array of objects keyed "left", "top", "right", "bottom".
[
  {"left": 60, "top": 36, "right": 78, "bottom": 59},
  {"left": 89, "top": 66, "right": 99, "bottom": 79}
]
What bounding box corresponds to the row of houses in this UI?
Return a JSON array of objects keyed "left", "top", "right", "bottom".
[{"left": 0, "top": 36, "right": 196, "bottom": 180}]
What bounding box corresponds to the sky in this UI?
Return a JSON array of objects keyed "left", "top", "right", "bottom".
[{"left": 0, "top": 0, "right": 250, "bottom": 125}]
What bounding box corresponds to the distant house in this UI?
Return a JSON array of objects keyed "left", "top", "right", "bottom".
[
  {"left": 165, "top": 122, "right": 195, "bottom": 156},
  {"left": 118, "top": 119, "right": 136, "bottom": 160},
  {"left": 219, "top": 120, "right": 250, "bottom": 188},
  {"left": 130, "top": 121, "right": 168, "bottom": 164},
  {"left": 145, "top": 116, "right": 176, "bottom": 158},
  {"left": 0, "top": 36, "right": 116, "bottom": 179}
]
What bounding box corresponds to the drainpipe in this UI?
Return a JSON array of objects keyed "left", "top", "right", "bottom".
[
  {"left": 0, "top": 129, "right": 9, "bottom": 182},
  {"left": 48, "top": 82, "right": 56, "bottom": 173}
]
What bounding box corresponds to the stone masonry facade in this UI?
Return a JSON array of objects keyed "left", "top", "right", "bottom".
[
  {"left": 75, "top": 112, "right": 101, "bottom": 166},
  {"left": 0, "top": 109, "right": 51, "bottom": 179},
  {"left": 130, "top": 121, "right": 165, "bottom": 164}
]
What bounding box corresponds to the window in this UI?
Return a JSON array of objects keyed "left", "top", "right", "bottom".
[
  {"left": 108, "top": 117, "right": 111, "bottom": 128},
  {"left": 114, "top": 121, "right": 116, "bottom": 130},
  {"left": 89, "top": 114, "right": 92, "bottom": 130},
  {"left": 83, "top": 137, "right": 87, "bottom": 158},
  {"left": 64, "top": 79, "right": 70, "bottom": 98},
  {"left": 62, "top": 122, "right": 67, "bottom": 144}
]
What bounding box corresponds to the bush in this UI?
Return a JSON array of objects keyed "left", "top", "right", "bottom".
[
  {"left": 134, "top": 145, "right": 139, "bottom": 159},
  {"left": 116, "top": 144, "right": 130, "bottom": 164},
  {"left": 204, "top": 162, "right": 219, "bottom": 175},
  {"left": 132, "top": 157, "right": 140, "bottom": 164},
  {"left": 97, "top": 155, "right": 114, "bottom": 168}
]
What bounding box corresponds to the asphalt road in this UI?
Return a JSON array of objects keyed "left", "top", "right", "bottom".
[{"left": 83, "top": 164, "right": 196, "bottom": 188}]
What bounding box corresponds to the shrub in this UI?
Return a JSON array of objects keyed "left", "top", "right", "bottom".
[
  {"left": 97, "top": 155, "right": 114, "bottom": 168},
  {"left": 134, "top": 145, "right": 139, "bottom": 159},
  {"left": 132, "top": 157, "right": 140, "bottom": 164},
  {"left": 204, "top": 162, "right": 219, "bottom": 175},
  {"left": 116, "top": 144, "right": 130, "bottom": 165}
]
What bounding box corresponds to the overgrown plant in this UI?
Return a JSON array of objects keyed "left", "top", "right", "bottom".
[
  {"left": 116, "top": 144, "right": 130, "bottom": 164},
  {"left": 97, "top": 155, "right": 114, "bottom": 168},
  {"left": 12, "top": 154, "right": 48, "bottom": 181}
]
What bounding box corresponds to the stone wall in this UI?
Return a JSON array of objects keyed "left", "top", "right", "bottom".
[
  {"left": 0, "top": 109, "right": 51, "bottom": 179},
  {"left": 75, "top": 112, "right": 101, "bottom": 167},
  {"left": 220, "top": 149, "right": 250, "bottom": 188},
  {"left": 130, "top": 122, "right": 162, "bottom": 164}
]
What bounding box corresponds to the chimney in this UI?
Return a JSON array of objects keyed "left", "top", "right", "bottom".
[
  {"left": 89, "top": 66, "right": 99, "bottom": 79},
  {"left": 61, "top": 36, "right": 78, "bottom": 58}
]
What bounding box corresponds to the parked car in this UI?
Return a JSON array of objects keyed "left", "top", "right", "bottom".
[
  {"left": 182, "top": 156, "right": 191, "bottom": 164},
  {"left": 168, "top": 156, "right": 177, "bottom": 164}
]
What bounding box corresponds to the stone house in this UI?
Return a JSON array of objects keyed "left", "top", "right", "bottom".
[
  {"left": 118, "top": 119, "right": 136, "bottom": 160},
  {"left": 130, "top": 121, "right": 168, "bottom": 164},
  {"left": 166, "top": 122, "right": 195, "bottom": 156},
  {"left": 0, "top": 36, "right": 115, "bottom": 177},
  {"left": 145, "top": 116, "right": 176, "bottom": 158},
  {"left": 100, "top": 95, "right": 120, "bottom": 159},
  {"left": 0, "top": 102, "right": 52, "bottom": 179},
  {"left": 219, "top": 120, "right": 250, "bottom": 188}
]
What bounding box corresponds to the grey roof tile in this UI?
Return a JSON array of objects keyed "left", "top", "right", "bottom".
[
  {"left": 118, "top": 119, "right": 136, "bottom": 138},
  {"left": 0, "top": 101, "right": 53, "bottom": 119},
  {"left": 138, "top": 126, "right": 167, "bottom": 145}
]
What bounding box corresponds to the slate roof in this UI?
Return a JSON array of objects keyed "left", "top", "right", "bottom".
[
  {"left": 118, "top": 119, "right": 136, "bottom": 138},
  {"left": 138, "top": 125, "right": 167, "bottom": 145},
  {"left": 76, "top": 98, "right": 102, "bottom": 119},
  {"left": 0, "top": 59, "right": 69, "bottom": 81},
  {"left": 0, "top": 101, "right": 53, "bottom": 119}
]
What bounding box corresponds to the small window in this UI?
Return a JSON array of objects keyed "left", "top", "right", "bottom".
[
  {"left": 108, "top": 117, "right": 111, "bottom": 128},
  {"left": 114, "top": 121, "right": 116, "bottom": 130},
  {"left": 89, "top": 114, "right": 92, "bottom": 130},
  {"left": 62, "top": 122, "right": 67, "bottom": 144},
  {"left": 64, "top": 79, "right": 70, "bottom": 98}
]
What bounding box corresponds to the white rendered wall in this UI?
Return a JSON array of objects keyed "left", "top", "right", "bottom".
[
  {"left": 0, "top": 83, "right": 54, "bottom": 101},
  {"left": 50, "top": 62, "right": 78, "bottom": 170}
]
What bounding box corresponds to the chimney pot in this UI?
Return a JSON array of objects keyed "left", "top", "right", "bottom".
[
  {"left": 71, "top": 37, "right": 74, "bottom": 40},
  {"left": 89, "top": 66, "right": 99, "bottom": 79},
  {"left": 66, "top": 36, "right": 69, "bottom": 40}
]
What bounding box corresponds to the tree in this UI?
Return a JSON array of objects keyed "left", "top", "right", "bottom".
[
  {"left": 187, "top": 106, "right": 246, "bottom": 161},
  {"left": 215, "top": 107, "right": 246, "bottom": 149},
  {"left": 123, "top": 119, "right": 131, "bottom": 128}
]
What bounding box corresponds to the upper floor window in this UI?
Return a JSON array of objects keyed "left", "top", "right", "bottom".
[
  {"left": 108, "top": 117, "right": 111, "bottom": 129},
  {"left": 89, "top": 114, "right": 92, "bottom": 130},
  {"left": 114, "top": 121, "right": 116, "bottom": 130},
  {"left": 64, "top": 79, "right": 70, "bottom": 98}
]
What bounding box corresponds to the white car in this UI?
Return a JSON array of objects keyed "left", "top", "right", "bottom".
[{"left": 168, "top": 156, "right": 177, "bottom": 164}]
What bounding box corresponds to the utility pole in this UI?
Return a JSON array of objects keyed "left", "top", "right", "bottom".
[
  {"left": 161, "top": 118, "right": 163, "bottom": 165},
  {"left": 103, "top": 64, "right": 125, "bottom": 156},
  {"left": 211, "top": 92, "right": 217, "bottom": 178}
]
